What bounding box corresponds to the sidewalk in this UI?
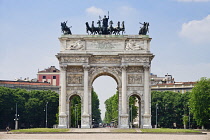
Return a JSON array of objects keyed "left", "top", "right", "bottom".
[{"left": 69, "top": 128, "right": 111, "bottom": 132}]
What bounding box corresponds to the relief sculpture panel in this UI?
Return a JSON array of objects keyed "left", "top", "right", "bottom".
[
  {"left": 66, "top": 40, "right": 85, "bottom": 50},
  {"left": 67, "top": 66, "right": 83, "bottom": 73},
  {"left": 60, "top": 57, "right": 88, "bottom": 63},
  {"left": 67, "top": 74, "right": 83, "bottom": 84},
  {"left": 128, "top": 74, "right": 143, "bottom": 84},
  {"left": 127, "top": 66, "right": 143, "bottom": 73},
  {"left": 90, "top": 56, "right": 121, "bottom": 64}
]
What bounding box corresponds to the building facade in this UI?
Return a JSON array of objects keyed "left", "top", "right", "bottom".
[
  {"left": 37, "top": 66, "right": 60, "bottom": 86},
  {"left": 0, "top": 80, "right": 59, "bottom": 93}
]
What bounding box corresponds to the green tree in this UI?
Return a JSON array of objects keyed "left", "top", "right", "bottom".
[
  {"left": 189, "top": 77, "right": 210, "bottom": 129},
  {"left": 0, "top": 87, "right": 59, "bottom": 129},
  {"left": 70, "top": 95, "right": 81, "bottom": 128},
  {"left": 92, "top": 89, "right": 101, "bottom": 124},
  {"left": 151, "top": 91, "right": 188, "bottom": 128},
  {"left": 104, "top": 91, "right": 118, "bottom": 124}
]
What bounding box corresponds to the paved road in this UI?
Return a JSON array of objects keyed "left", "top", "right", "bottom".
[{"left": 0, "top": 132, "right": 209, "bottom": 140}]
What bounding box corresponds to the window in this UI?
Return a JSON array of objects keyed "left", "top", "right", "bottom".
[
  {"left": 43, "top": 76, "right": 46, "bottom": 79},
  {"left": 53, "top": 76, "right": 56, "bottom": 79}
]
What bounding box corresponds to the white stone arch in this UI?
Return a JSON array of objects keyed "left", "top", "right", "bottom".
[
  {"left": 89, "top": 67, "right": 122, "bottom": 87},
  {"left": 88, "top": 68, "right": 122, "bottom": 126},
  {"left": 57, "top": 35, "right": 154, "bottom": 129}
]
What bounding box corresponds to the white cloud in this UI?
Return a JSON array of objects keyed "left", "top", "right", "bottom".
[
  {"left": 86, "top": 6, "right": 105, "bottom": 16},
  {"left": 179, "top": 15, "right": 210, "bottom": 43},
  {"left": 117, "top": 6, "right": 137, "bottom": 17},
  {"left": 177, "top": 0, "right": 210, "bottom": 2}
]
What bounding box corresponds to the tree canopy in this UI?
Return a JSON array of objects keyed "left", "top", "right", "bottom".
[
  {"left": 189, "top": 77, "right": 210, "bottom": 128},
  {"left": 0, "top": 87, "right": 59, "bottom": 129},
  {"left": 151, "top": 91, "right": 191, "bottom": 128}
]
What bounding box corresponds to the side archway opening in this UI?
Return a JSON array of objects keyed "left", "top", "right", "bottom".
[
  {"left": 69, "top": 95, "right": 81, "bottom": 128},
  {"left": 129, "top": 94, "right": 141, "bottom": 128}
]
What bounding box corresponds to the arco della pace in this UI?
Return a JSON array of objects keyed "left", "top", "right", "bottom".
[
  {"left": 56, "top": 34, "right": 154, "bottom": 128},
  {"left": 57, "top": 16, "right": 154, "bottom": 128}
]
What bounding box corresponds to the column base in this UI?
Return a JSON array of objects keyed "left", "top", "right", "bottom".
[
  {"left": 58, "top": 125, "right": 68, "bottom": 128},
  {"left": 81, "top": 114, "right": 90, "bottom": 128},
  {"left": 143, "top": 125, "right": 152, "bottom": 129},
  {"left": 58, "top": 113, "right": 67, "bottom": 128},
  {"left": 81, "top": 124, "right": 91, "bottom": 128},
  {"left": 119, "top": 114, "right": 129, "bottom": 128},
  {"left": 142, "top": 114, "right": 152, "bottom": 129},
  {"left": 119, "top": 124, "right": 129, "bottom": 128}
]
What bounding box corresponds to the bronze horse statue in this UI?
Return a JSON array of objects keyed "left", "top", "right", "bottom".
[
  {"left": 61, "top": 21, "right": 72, "bottom": 35},
  {"left": 139, "top": 22, "right": 149, "bottom": 35},
  {"left": 86, "top": 22, "right": 94, "bottom": 35},
  {"left": 108, "top": 21, "right": 125, "bottom": 35}
]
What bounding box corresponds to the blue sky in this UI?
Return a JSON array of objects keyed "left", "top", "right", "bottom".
[{"left": 0, "top": 0, "right": 210, "bottom": 119}]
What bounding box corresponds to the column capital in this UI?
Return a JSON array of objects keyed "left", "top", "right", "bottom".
[
  {"left": 83, "top": 65, "right": 90, "bottom": 71},
  {"left": 121, "top": 65, "right": 128, "bottom": 70},
  {"left": 60, "top": 65, "right": 67, "bottom": 71},
  {"left": 143, "top": 64, "right": 150, "bottom": 70}
]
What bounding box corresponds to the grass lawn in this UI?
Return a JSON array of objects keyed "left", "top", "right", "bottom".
[
  {"left": 111, "top": 129, "right": 137, "bottom": 132},
  {"left": 11, "top": 128, "right": 69, "bottom": 133},
  {"left": 140, "top": 128, "right": 201, "bottom": 133}
]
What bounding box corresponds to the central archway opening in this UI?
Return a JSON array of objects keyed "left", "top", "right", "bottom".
[{"left": 92, "top": 75, "right": 118, "bottom": 128}]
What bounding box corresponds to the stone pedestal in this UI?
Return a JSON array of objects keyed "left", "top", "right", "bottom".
[
  {"left": 58, "top": 113, "right": 67, "bottom": 128},
  {"left": 81, "top": 114, "right": 90, "bottom": 128},
  {"left": 119, "top": 114, "right": 129, "bottom": 128},
  {"left": 143, "top": 114, "right": 152, "bottom": 128}
]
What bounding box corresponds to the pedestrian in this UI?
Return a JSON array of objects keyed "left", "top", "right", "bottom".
[{"left": 6, "top": 126, "right": 10, "bottom": 134}]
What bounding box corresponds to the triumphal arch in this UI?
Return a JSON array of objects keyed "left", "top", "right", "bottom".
[
  {"left": 56, "top": 34, "right": 154, "bottom": 128},
  {"left": 57, "top": 17, "right": 154, "bottom": 128}
]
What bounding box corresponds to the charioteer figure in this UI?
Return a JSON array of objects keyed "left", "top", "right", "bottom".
[
  {"left": 100, "top": 11, "right": 109, "bottom": 34},
  {"left": 61, "top": 21, "right": 72, "bottom": 35},
  {"left": 139, "top": 22, "right": 149, "bottom": 35},
  {"left": 85, "top": 11, "right": 125, "bottom": 35}
]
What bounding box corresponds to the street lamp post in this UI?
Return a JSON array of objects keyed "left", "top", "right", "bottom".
[
  {"left": 92, "top": 119, "right": 94, "bottom": 128},
  {"left": 14, "top": 103, "right": 19, "bottom": 130},
  {"left": 45, "top": 102, "right": 48, "bottom": 128},
  {"left": 156, "top": 103, "right": 158, "bottom": 128},
  {"left": 130, "top": 104, "right": 133, "bottom": 128},
  {"left": 189, "top": 108, "right": 190, "bottom": 129},
  {"left": 75, "top": 104, "right": 78, "bottom": 128},
  {"left": 76, "top": 105, "right": 78, "bottom": 128}
]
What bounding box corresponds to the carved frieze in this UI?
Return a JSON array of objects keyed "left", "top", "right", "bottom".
[
  {"left": 89, "top": 66, "right": 122, "bottom": 75},
  {"left": 127, "top": 86, "right": 143, "bottom": 91},
  {"left": 66, "top": 40, "right": 85, "bottom": 50},
  {"left": 60, "top": 57, "right": 88, "bottom": 63},
  {"left": 128, "top": 74, "right": 143, "bottom": 84},
  {"left": 68, "top": 87, "right": 84, "bottom": 91},
  {"left": 127, "top": 66, "right": 143, "bottom": 73},
  {"left": 123, "top": 57, "right": 149, "bottom": 63},
  {"left": 86, "top": 40, "right": 124, "bottom": 50},
  {"left": 67, "top": 74, "right": 83, "bottom": 84},
  {"left": 125, "top": 40, "right": 145, "bottom": 50},
  {"left": 90, "top": 56, "right": 121, "bottom": 64},
  {"left": 67, "top": 66, "right": 83, "bottom": 73}
]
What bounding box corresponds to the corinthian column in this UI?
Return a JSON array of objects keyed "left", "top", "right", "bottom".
[
  {"left": 58, "top": 65, "right": 67, "bottom": 128},
  {"left": 83, "top": 65, "right": 89, "bottom": 115},
  {"left": 143, "top": 64, "right": 152, "bottom": 128},
  {"left": 120, "top": 65, "right": 129, "bottom": 128},
  {"left": 121, "top": 65, "right": 127, "bottom": 114},
  {"left": 81, "top": 65, "right": 90, "bottom": 128}
]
